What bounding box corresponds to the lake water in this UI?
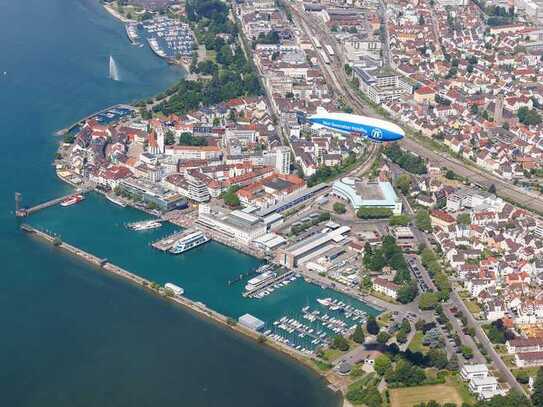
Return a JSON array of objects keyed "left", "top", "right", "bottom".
[{"left": 0, "top": 0, "right": 341, "bottom": 406}]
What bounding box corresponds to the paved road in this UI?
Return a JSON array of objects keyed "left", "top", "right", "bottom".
[{"left": 449, "top": 289, "right": 526, "bottom": 395}]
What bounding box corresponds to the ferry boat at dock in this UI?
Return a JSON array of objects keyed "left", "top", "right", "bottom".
[
  {"left": 60, "top": 194, "right": 84, "bottom": 207},
  {"left": 169, "top": 230, "right": 209, "bottom": 254},
  {"left": 128, "top": 220, "right": 162, "bottom": 231}
]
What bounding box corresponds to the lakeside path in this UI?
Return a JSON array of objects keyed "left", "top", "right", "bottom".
[{"left": 103, "top": 4, "right": 136, "bottom": 24}]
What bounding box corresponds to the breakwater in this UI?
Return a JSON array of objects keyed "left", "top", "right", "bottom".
[{"left": 19, "top": 223, "right": 332, "bottom": 374}]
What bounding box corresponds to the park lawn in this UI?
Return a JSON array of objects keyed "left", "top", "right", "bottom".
[
  {"left": 408, "top": 331, "right": 427, "bottom": 353},
  {"left": 323, "top": 347, "right": 345, "bottom": 361},
  {"left": 389, "top": 383, "right": 463, "bottom": 407},
  {"left": 369, "top": 289, "right": 399, "bottom": 304},
  {"left": 449, "top": 375, "right": 476, "bottom": 405},
  {"left": 378, "top": 312, "right": 392, "bottom": 327},
  {"left": 502, "top": 354, "right": 516, "bottom": 369},
  {"left": 323, "top": 339, "right": 360, "bottom": 362}
]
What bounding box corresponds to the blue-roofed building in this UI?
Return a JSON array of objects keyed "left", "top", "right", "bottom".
[{"left": 332, "top": 178, "right": 402, "bottom": 215}]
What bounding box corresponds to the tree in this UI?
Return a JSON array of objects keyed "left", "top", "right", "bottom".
[
  {"left": 427, "top": 348, "right": 448, "bottom": 369},
  {"left": 363, "top": 247, "right": 386, "bottom": 271},
  {"left": 484, "top": 319, "right": 511, "bottom": 344},
  {"left": 461, "top": 345, "right": 474, "bottom": 360},
  {"left": 333, "top": 202, "right": 346, "bottom": 214},
  {"left": 518, "top": 106, "right": 542, "bottom": 126},
  {"left": 447, "top": 354, "right": 459, "bottom": 371},
  {"left": 332, "top": 335, "right": 350, "bottom": 351},
  {"left": 397, "top": 282, "right": 418, "bottom": 304},
  {"left": 63, "top": 133, "right": 75, "bottom": 144},
  {"left": 516, "top": 369, "right": 530, "bottom": 384},
  {"left": 366, "top": 315, "right": 380, "bottom": 335},
  {"left": 357, "top": 207, "right": 393, "bottom": 219},
  {"left": 223, "top": 188, "right": 240, "bottom": 207},
  {"left": 389, "top": 214, "right": 410, "bottom": 226},
  {"left": 419, "top": 292, "right": 439, "bottom": 310},
  {"left": 396, "top": 174, "right": 412, "bottom": 195},
  {"left": 165, "top": 129, "right": 175, "bottom": 145},
  {"left": 374, "top": 354, "right": 392, "bottom": 376},
  {"left": 400, "top": 318, "right": 411, "bottom": 334},
  {"left": 415, "top": 209, "right": 432, "bottom": 232},
  {"left": 480, "top": 391, "right": 532, "bottom": 407},
  {"left": 533, "top": 367, "right": 543, "bottom": 406},
  {"left": 457, "top": 213, "right": 471, "bottom": 225},
  {"left": 470, "top": 104, "right": 479, "bottom": 115},
  {"left": 352, "top": 324, "right": 365, "bottom": 344},
  {"left": 396, "top": 330, "right": 408, "bottom": 344},
  {"left": 377, "top": 331, "right": 391, "bottom": 344}
]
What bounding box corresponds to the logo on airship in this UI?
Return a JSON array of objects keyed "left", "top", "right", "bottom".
[{"left": 371, "top": 128, "right": 383, "bottom": 139}]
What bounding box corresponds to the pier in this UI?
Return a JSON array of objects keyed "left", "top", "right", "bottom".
[
  {"left": 243, "top": 271, "right": 295, "bottom": 298},
  {"left": 15, "top": 187, "right": 92, "bottom": 217},
  {"left": 227, "top": 270, "right": 257, "bottom": 287},
  {"left": 151, "top": 228, "right": 202, "bottom": 252}
]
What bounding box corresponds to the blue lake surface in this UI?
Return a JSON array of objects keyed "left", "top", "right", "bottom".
[{"left": 0, "top": 0, "right": 346, "bottom": 406}]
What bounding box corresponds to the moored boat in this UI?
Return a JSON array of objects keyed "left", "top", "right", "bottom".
[
  {"left": 60, "top": 194, "right": 84, "bottom": 207},
  {"left": 169, "top": 230, "right": 209, "bottom": 254}
]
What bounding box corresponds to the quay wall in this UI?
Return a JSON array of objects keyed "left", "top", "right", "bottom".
[{"left": 19, "top": 224, "right": 332, "bottom": 380}]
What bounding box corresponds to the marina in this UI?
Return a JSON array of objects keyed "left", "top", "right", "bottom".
[
  {"left": 264, "top": 298, "right": 370, "bottom": 355},
  {"left": 26, "top": 193, "right": 380, "bottom": 342},
  {"left": 137, "top": 16, "right": 195, "bottom": 63}
]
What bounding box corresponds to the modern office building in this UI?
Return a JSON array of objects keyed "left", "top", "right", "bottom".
[
  {"left": 332, "top": 178, "right": 402, "bottom": 215},
  {"left": 119, "top": 177, "right": 187, "bottom": 211},
  {"left": 196, "top": 205, "right": 267, "bottom": 245},
  {"left": 353, "top": 66, "right": 412, "bottom": 104}
]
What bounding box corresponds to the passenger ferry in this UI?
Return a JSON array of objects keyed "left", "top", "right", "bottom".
[
  {"left": 169, "top": 230, "right": 209, "bottom": 254},
  {"left": 129, "top": 220, "right": 162, "bottom": 231},
  {"left": 245, "top": 271, "right": 277, "bottom": 292},
  {"left": 60, "top": 194, "right": 85, "bottom": 207}
]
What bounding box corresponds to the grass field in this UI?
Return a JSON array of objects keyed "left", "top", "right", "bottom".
[{"left": 389, "top": 383, "right": 463, "bottom": 407}]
